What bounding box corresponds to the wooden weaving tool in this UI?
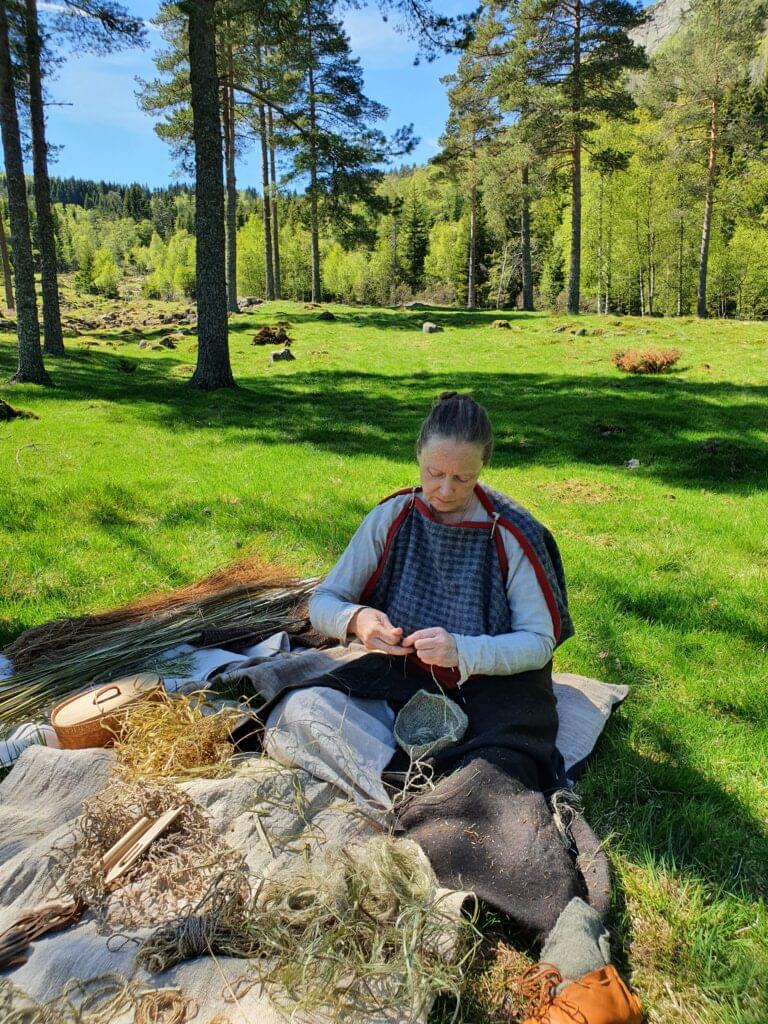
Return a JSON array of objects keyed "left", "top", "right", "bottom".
[{"left": 101, "top": 806, "right": 183, "bottom": 887}]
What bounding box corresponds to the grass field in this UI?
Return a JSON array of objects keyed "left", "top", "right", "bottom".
[{"left": 1, "top": 295, "right": 767, "bottom": 1023}]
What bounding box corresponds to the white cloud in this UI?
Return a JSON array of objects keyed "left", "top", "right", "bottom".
[{"left": 343, "top": 8, "right": 417, "bottom": 69}]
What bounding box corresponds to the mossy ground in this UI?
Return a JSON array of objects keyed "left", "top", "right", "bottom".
[{"left": 1, "top": 291, "right": 766, "bottom": 1023}]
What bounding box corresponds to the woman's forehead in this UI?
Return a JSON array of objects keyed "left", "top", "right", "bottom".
[{"left": 419, "top": 437, "right": 484, "bottom": 472}]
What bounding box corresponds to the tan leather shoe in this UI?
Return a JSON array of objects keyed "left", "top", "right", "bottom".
[{"left": 519, "top": 963, "right": 643, "bottom": 1023}]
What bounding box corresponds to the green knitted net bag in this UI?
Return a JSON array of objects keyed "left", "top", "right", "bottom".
[{"left": 393, "top": 689, "right": 468, "bottom": 761}]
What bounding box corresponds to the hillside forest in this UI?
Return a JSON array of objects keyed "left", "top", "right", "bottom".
[{"left": 1, "top": 0, "right": 767, "bottom": 389}]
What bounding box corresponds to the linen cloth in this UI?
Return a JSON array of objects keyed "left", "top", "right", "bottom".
[{"left": 0, "top": 744, "right": 467, "bottom": 1022}]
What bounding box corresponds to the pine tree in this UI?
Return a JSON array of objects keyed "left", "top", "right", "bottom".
[
  {"left": 0, "top": 0, "right": 48, "bottom": 383},
  {"left": 281, "top": 0, "right": 414, "bottom": 302},
  {"left": 439, "top": 37, "right": 501, "bottom": 309},
  {"left": 22, "top": 0, "right": 144, "bottom": 358},
  {"left": 184, "top": 0, "right": 234, "bottom": 389},
  {"left": 504, "top": 0, "right": 647, "bottom": 314},
  {"left": 644, "top": 0, "right": 764, "bottom": 317}
]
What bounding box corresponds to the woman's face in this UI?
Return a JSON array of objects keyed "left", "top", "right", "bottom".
[{"left": 418, "top": 436, "right": 485, "bottom": 515}]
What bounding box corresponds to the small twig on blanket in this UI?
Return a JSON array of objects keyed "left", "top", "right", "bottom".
[{"left": 252, "top": 812, "right": 275, "bottom": 858}]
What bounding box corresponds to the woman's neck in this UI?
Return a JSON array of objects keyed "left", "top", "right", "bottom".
[{"left": 430, "top": 492, "right": 479, "bottom": 524}]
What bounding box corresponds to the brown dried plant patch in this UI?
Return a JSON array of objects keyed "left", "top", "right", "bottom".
[{"left": 612, "top": 347, "right": 681, "bottom": 374}]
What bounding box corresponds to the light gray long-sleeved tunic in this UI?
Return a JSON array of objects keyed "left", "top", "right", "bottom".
[{"left": 309, "top": 490, "right": 556, "bottom": 684}]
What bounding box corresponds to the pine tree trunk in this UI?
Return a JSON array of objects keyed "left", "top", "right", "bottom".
[
  {"left": 496, "top": 242, "right": 508, "bottom": 309},
  {"left": 307, "top": 41, "right": 321, "bottom": 304},
  {"left": 606, "top": 183, "right": 613, "bottom": 314},
  {"left": 257, "top": 98, "right": 274, "bottom": 301},
  {"left": 223, "top": 44, "right": 238, "bottom": 313},
  {"left": 567, "top": 1, "right": 582, "bottom": 316},
  {"left": 677, "top": 216, "right": 684, "bottom": 316},
  {"left": 25, "top": 0, "right": 63, "bottom": 356},
  {"left": 697, "top": 99, "right": 718, "bottom": 319},
  {"left": 187, "top": 0, "right": 235, "bottom": 390},
  {"left": 0, "top": 0, "right": 47, "bottom": 383},
  {"left": 520, "top": 164, "right": 533, "bottom": 311},
  {"left": 0, "top": 207, "right": 14, "bottom": 310},
  {"left": 596, "top": 173, "right": 604, "bottom": 314},
  {"left": 268, "top": 105, "right": 281, "bottom": 299},
  {"left": 467, "top": 181, "right": 477, "bottom": 309}
]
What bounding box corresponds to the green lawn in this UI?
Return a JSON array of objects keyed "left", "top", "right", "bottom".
[{"left": 1, "top": 297, "right": 767, "bottom": 1023}]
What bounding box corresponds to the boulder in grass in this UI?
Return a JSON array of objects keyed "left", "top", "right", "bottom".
[
  {"left": 571, "top": 327, "right": 588, "bottom": 337},
  {"left": 158, "top": 337, "right": 177, "bottom": 350},
  {"left": 270, "top": 347, "right": 296, "bottom": 363},
  {"left": 316, "top": 310, "right": 335, "bottom": 321},
  {"left": 491, "top": 319, "right": 512, "bottom": 329},
  {"left": 422, "top": 321, "right": 441, "bottom": 333}
]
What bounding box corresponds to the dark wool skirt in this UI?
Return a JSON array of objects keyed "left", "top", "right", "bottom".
[{"left": 252, "top": 654, "right": 596, "bottom": 939}]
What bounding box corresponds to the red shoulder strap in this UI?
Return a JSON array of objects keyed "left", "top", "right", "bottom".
[
  {"left": 475, "top": 485, "right": 562, "bottom": 643},
  {"left": 376, "top": 486, "right": 420, "bottom": 506}
]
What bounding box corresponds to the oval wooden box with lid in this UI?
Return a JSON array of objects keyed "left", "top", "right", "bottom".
[{"left": 51, "top": 673, "right": 164, "bottom": 749}]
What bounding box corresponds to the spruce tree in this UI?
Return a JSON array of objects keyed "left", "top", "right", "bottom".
[
  {"left": 400, "top": 182, "right": 428, "bottom": 291},
  {"left": 505, "top": 0, "right": 647, "bottom": 314}
]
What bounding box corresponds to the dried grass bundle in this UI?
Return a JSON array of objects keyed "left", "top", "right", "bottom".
[
  {"left": 58, "top": 777, "right": 242, "bottom": 931},
  {"left": 138, "top": 836, "right": 478, "bottom": 1024},
  {"left": 113, "top": 692, "right": 248, "bottom": 781},
  {"left": 0, "top": 975, "right": 137, "bottom": 1024},
  {"left": 0, "top": 556, "right": 317, "bottom": 726}
]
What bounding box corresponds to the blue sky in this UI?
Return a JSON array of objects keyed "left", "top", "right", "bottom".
[{"left": 40, "top": 0, "right": 477, "bottom": 190}]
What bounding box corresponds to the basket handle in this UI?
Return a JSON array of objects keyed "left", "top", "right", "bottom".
[{"left": 93, "top": 685, "right": 121, "bottom": 706}]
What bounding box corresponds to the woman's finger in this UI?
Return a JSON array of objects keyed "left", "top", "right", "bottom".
[
  {"left": 369, "top": 637, "right": 413, "bottom": 656},
  {"left": 403, "top": 628, "right": 438, "bottom": 646},
  {"left": 376, "top": 611, "right": 401, "bottom": 632},
  {"left": 373, "top": 624, "right": 404, "bottom": 645}
]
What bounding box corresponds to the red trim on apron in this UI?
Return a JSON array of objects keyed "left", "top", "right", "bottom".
[
  {"left": 474, "top": 486, "right": 562, "bottom": 643},
  {"left": 359, "top": 483, "right": 562, "bottom": 674},
  {"left": 360, "top": 501, "right": 412, "bottom": 604}
]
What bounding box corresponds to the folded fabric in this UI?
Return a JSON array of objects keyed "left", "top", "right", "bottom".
[{"left": 0, "top": 723, "right": 60, "bottom": 768}]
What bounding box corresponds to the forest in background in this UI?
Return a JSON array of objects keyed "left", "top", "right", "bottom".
[{"left": 1, "top": 0, "right": 767, "bottom": 390}]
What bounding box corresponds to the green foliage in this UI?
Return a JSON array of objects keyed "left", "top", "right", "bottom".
[
  {"left": 142, "top": 229, "right": 195, "bottom": 300},
  {"left": 237, "top": 213, "right": 312, "bottom": 300},
  {"left": 92, "top": 248, "right": 120, "bottom": 297},
  {"left": 74, "top": 247, "right": 95, "bottom": 293}
]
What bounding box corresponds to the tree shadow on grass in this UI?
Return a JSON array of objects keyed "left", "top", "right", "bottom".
[
  {"left": 4, "top": 349, "right": 766, "bottom": 494},
  {"left": 257, "top": 305, "right": 546, "bottom": 332}
]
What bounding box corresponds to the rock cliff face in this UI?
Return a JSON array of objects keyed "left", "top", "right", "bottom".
[
  {"left": 631, "top": 0, "right": 689, "bottom": 56},
  {"left": 632, "top": 0, "right": 766, "bottom": 80}
]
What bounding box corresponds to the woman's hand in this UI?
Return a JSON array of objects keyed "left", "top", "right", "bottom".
[
  {"left": 402, "top": 627, "right": 458, "bottom": 668},
  {"left": 348, "top": 608, "right": 414, "bottom": 656}
]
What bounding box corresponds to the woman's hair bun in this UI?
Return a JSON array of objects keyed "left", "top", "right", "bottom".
[{"left": 419, "top": 391, "right": 493, "bottom": 463}]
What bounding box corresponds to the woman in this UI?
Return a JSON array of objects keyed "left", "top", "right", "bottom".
[{"left": 268, "top": 392, "right": 641, "bottom": 1024}]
